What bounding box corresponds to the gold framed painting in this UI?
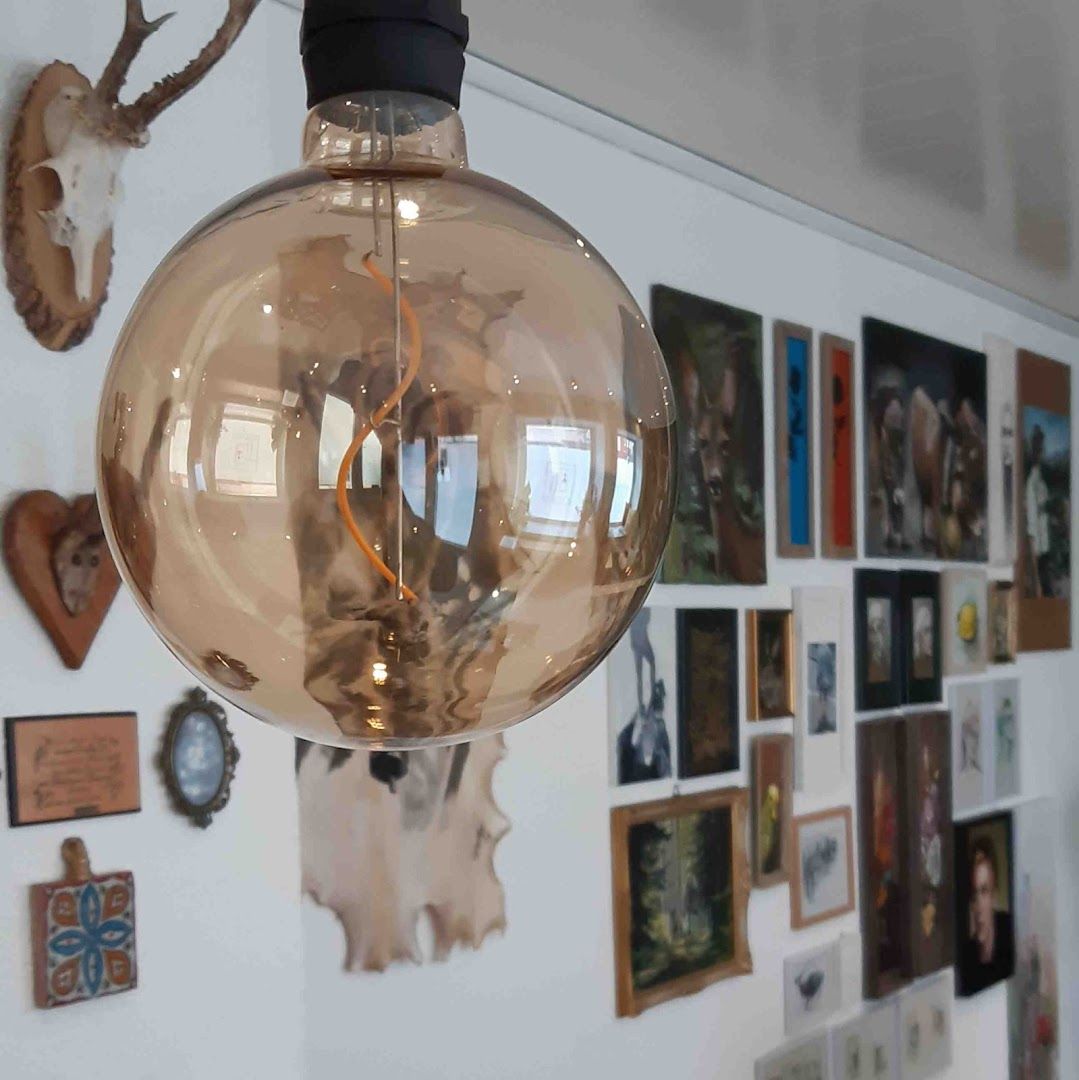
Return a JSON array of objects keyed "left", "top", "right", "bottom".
[
  {"left": 611, "top": 787, "right": 751, "bottom": 1017},
  {"left": 746, "top": 609, "right": 795, "bottom": 720}
]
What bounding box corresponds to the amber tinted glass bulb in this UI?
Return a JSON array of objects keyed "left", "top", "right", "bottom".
[{"left": 97, "top": 93, "right": 675, "bottom": 748}]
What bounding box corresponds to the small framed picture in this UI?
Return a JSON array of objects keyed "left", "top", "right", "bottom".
[
  {"left": 746, "top": 609, "right": 795, "bottom": 720},
  {"left": 751, "top": 733, "right": 793, "bottom": 888},
  {"left": 774, "top": 320, "right": 815, "bottom": 558},
  {"left": 991, "top": 678, "right": 1021, "bottom": 800},
  {"left": 900, "top": 571, "right": 941, "bottom": 704},
  {"left": 783, "top": 939, "right": 841, "bottom": 1038},
  {"left": 854, "top": 569, "right": 902, "bottom": 711},
  {"left": 820, "top": 333, "right": 857, "bottom": 560},
  {"left": 831, "top": 999, "right": 899, "bottom": 1080},
  {"left": 610, "top": 787, "right": 752, "bottom": 1017},
  {"left": 676, "top": 609, "right": 739, "bottom": 777},
  {"left": 790, "top": 806, "right": 855, "bottom": 930},
  {"left": 988, "top": 581, "right": 1018, "bottom": 663},
  {"left": 755, "top": 1032, "right": 829, "bottom": 1080},
  {"left": 898, "top": 971, "right": 954, "bottom": 1080},
  {"left": 941, "top": 569, "right": 988, "bottom": 676},
  {"left": 955, "top": 811, "right": 1015, "bottom": 996}
]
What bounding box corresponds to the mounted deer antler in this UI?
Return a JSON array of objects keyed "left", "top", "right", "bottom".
[{"left": 3, "top": 0, "right": 259, "bottom": 350}]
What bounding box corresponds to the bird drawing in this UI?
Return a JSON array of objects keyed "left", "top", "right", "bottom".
[{"left": 794, "top": 967, "right": 825, "bottom": 1010}]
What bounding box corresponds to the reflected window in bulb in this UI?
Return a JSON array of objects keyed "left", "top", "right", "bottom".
[
  {"left": 213, "top": 404, "right": 280, "bottom": 498},
  {"left": 609, "top": 432, "right": 641, "bottom": 535},
  {"left": 522, "top": 422, "right": 595, "bottom": 537},
  {"left": 168, "top": 415, "right": 192, "bottom": 489},
  {"left": 317, "top": 394, "right": 354, "bottom": 490},
  {"left": 397, "top": 197, "right": 420, "bottom": 221},
  {"left": 434, "top": 435, "right": 479, "bottom": 547}
]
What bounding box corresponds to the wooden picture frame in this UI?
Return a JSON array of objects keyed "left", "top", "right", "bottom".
[
  {"left": 746, "top": 609, "right": 795, "bottom": 720},
  {"left": 989, "top": 581, "right": 1018, "bottom": 663},
  {"left": 900, "top": 570, "right": 942, "bottom": 704},
  {"left": 774, "top": 320, "right": 815, "bottom": 557},
  {"left": 611, "top": 787, "right": 751, "bottom": 1017},
  {"left": 1017, "top": 350, "right": 1071, "bottom": 651},
  {"left": 854, "top": 569, "right": 902, "bottom": 711},
  {"left": 751, "top": 733, "right": 793, "bottom": 888},
  {"left": 5, "top": 712, "right": 140, "bottom": 827},
  {"left": 899, "top": 711, "right": 954, "bottom": 978},
  {"left": 676, "top": 608, "right": 739, "bottom": 777},
  {"left": 857, "top": 715, "right": 910, "bottom": 998},
  {"left": 789, "top": 806, "right": 855, "bottom": 929},
  {"left": 819, "top": 333, "right": 857, "bottom": 559}
]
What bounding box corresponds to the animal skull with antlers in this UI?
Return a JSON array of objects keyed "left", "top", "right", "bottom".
[{"left": 3, "top": 0, "right": 259, "bottom": 350}]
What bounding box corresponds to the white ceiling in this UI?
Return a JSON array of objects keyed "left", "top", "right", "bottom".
[{"left": 461, "top": 0, "right": 1079, "bottom": 322}]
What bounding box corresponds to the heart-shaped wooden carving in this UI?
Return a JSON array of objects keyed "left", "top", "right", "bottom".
[{"left": 3, "top": 491, "right": 120, "bottom": 669}]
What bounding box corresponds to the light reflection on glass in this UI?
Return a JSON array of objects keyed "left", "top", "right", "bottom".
[
  {"left": 434, "top": 435, "right": 479, "bottom": 546},
  {"left": 523, "top": 422, "right": 593, "bottom": 537},
  {"left": 213, "top": 403, "right": 280, "bottom": 498}
]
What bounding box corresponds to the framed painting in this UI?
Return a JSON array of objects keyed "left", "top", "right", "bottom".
[
  {"left": 790, "top": 806, "right": 855, "bottom": 930},
  {"left": 863, "top": 318, "right": 987, "bottom": 560},
  {"left": 5, "top": 712, "right": 140, "bottom": 827},
  {"left": 990, "top": 678, "right": 1020, "bottom": 801},
  {"left": 948, "top": 682, "right": 988, "bottom": 814},
  {"left": 955, "top": 811, "right": 1015, "bottom": 997},
  {"left": 899, "top": 711, "right": 954, "bottom": 978},
  {"left": 854, "top": 570, "right": 902, "bottom": 711},
  {"left": 751, "top": 733, "right": 793, "bottom": 888},
  {"left": 676, "top": 608, "right": 739, "bottom": 777},
  {"left": 1017, "top": 349, "right": 1071, "bottom": 651},
  {"left": 783, "top": 939, "right": 841, "bottom": 1038},
  {"left": 652, "top": 285, "right": 766, "bottom": 585},
  {"left": 1008, "top": 799, "right": 1059, "bottom": 1079},
  {"left": 820, "top": 333, "right": 857, "bottom": 559},
  {"left": 607, "top": 606, "right": 675, "bottom": 786},
  {"left": 988, "top": 581, "right": 1018, "bottom": 663},
  {"left": 746, "top": 609, "right": 795, "bottom": 720},
  {"left": 898, "top": 971, "right": 954, "bottom": 1080},
  {"left": 774, "top": 320, "right": 815, "bottom": 557},
  {"left": 831, "top": 1000, "right": 899, "bottom": 1080},
  {"left": 940, "top": 569, "right": 988, "bottom": 676},
  {"left": 985, "top": 333, "right": 1019, "bottom": 570},
  {"left": 610, "top": 787, "right": 751, "bottom": 1017},
  {"left": 793, "top": 586, "right": 845, "bottom": 794},
  {"left": 857, "top": 716, "right": 910, "bottom": 998},
  {"left": 899, "top": 571, "right": 941, "bottom": 704}
]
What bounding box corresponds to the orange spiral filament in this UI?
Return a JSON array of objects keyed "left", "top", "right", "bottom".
[{"left": 334, "top": 252, "right": 421, "bottom": 603}]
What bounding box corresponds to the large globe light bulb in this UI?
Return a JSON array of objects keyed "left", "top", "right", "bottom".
[{"left": 97, "top": 1, "right": 675, "bottom": 748}]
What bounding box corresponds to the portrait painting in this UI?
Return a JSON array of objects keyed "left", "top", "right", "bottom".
[
  {"left": 653, "top": 285, "right": 766, "bottom": 585},
  {"left": 991, "top": 678, "right": 1020, "bottom": 801},
  {"left": 857, "top": 716, "right": 909, "bottom": 997},
  {"left": 676, "top": 608, "right": 739, "bottom": 777},
  {"left": 863, "top": 318, "right": 987, "bottom": 560},
  {"left": 794, "top": 587, "right": 845, "bottom": 795},
  {"left": 901, "top": 571, "right": 941, "bottom": 704},
  {"left": 747, "top": 609, "right": 795, "bottom": 720},
  {"left": 955, "top": 811, "right": 1015, "bottom": 997},
  {"left": 790, "top": 806, "right": 855, "bottom": 930},
  {"left": 985, "top": 333, "right": 1019, "bottom": 570},
  {"left": 755, "top": 1034, "right": 829, "bottom": 1080},
  {"left": 820, "top": 334, "right": 857, "bottom": 559},
  {"left": 941, "top": 569, "right": 988, "bottom": 676},
  {"left": 899, "top": 712, "right": 954, "bottom": 977},
  {"left": 855, "top": 570, "right": 902, "bottom": 710},
  {"left": 774, "top": 321, "right": 815, "bottom": 557},
  {"left": 1008, "top": 799, "right": 1059, "bottom": 1080},
  {"left": 1017, "top": 350, "right": 1071, "bottom": 650},
  {"left": 949, "top": 682, "right": 988, "bottom": 814},
  {"left": 607, "top": 606, "right": 675, "bottom": 787},
  {"left": 783, "top": 939, "right": 841, "bottom": 1038},
  {"left": 831, "top": 1001, "right": 899, "bottom": 1080},
  {"left": 611, "top": 788, "right": 751, "bottom": 1017},
  {"left": 898, "top": 971, "right": 954, "bottom": 1080},
  {"left": 752, "top": 734, "right": 793, "bottom": 887}
]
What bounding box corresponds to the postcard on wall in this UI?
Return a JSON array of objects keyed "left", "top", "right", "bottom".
[
  {"left": 790, "top": 806, "right": 855, "bottom": 930},
  {"left": 793, "top": 587, "right": 845, "bottom": 794},
  {"left": 774, "top": 321, "right": 815, "bottom": 558},
  {"left": 940, "top": 569, "right": 988, "bottom": 677},
  {"left": 783, "top": 939, "right": 841, "bottom": 1038},
  {"left": 1008, "top": 798, "right": 1060, "bottom": 1080},
  {"left": 676, "top": 608, "right": 739, "bottom": 777},
  {"left": 820, "top": 333, "right": 857, "bottom": 559},
  {"left": 1017, "top": 349, "right": 1071, "bottom": 651},
  {"left": 652, "top": 285, "right": 766, "bottom": 584},
  {"left": 985, "top": 334, "right": 1019, "bottom": 570},
  {"left": 991, "top": 678, "right": 1021, "bottom": 801},
  {"left": 831, "top": 1000, "right": 899, "bottom": 1080},
  {"left": 5, "top": 713, "right": 140, "bottom": 827},
  {"left": 607, "top": 606, "right": 676, "bottom": 787},
  {"left": 898, "top": 971, "right": 954, "bottom": 1080},
  {"left": 863, "top": 318, "right": 987, "bottom": 561},
  {"left": 755, "top": 1033, "right": 829, "bottom": 1080},
  {"left": 949, "top": 682, "right": 989, "bottom": 814}
]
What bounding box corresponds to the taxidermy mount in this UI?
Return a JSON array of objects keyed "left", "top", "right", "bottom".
[{"left": 3, "top": 0, "right": 258, "bottom": 350}]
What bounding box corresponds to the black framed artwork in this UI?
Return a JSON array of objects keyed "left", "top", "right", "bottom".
[
  {"left": 676, "top": 609, "right": 740, "bottom": 777},
  {"left": 901, "top": 570, "right": 942, "bottom": 704},
  {"left": 855, "top": 569, "right": 902, "bottom": 711}
]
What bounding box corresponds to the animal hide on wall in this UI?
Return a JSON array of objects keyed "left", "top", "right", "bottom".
[{"left": 296, "top": 735, "right": 509, "bottom": 973}]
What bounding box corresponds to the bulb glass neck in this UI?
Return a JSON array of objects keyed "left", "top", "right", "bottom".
[{"left": 302, "top": 92, "right": 469, "bottom": 171}]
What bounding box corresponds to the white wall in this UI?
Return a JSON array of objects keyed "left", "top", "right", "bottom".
[{"left": 2, "top": 3, "right": 1076, "bottom": 1079}]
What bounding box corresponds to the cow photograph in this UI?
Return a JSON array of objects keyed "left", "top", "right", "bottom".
[
  {"left": 652, "top": 285, "right": 766, "bottom": 584},
  {"left": 863, "top": 319, "right": 988, "bottom": 561}
]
